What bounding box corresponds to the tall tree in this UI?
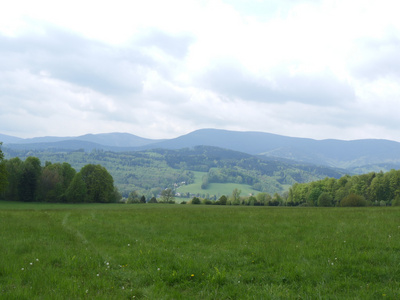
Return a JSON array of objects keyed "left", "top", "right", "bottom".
[
  {"left": 65, "top": 172, "right": 87, "bottom": 203},
  {"left": 19, "top": 157, "right": 42, "bottom": 202},
  {"left": 79, "top": 164, "right": 116, "bottom": 203},
  {"left": 0, "top": 143, "right": 8, "bottom": 195},
  {"left": 160, "top": 188, "right": 175, "bottom": 203}
]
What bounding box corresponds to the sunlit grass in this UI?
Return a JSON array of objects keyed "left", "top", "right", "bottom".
[{"left": 1, "top": 202, "right": 399, "bottom": 299}]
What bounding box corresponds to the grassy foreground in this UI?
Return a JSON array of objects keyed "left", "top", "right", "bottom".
[{"left": 0, "top": 202, "right": 399, "bottom": 299}]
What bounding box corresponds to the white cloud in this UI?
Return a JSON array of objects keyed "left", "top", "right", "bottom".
[{"left": 1, "top": 0, "right": 400, "bottom": 141}]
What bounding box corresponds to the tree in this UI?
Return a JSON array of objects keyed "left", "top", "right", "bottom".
[
  {"left": 19, "top": 157, "right": 42, "bottom": 202},
  {"left": 340, "top": 193, "right": 366, "bottom": 207},
  {"left": 201, "top": 174, "right": 209, "bottom": 190},
  {"left": 65, "top": 173, "right": 87, "bottom": 203},
  {"left": 38, "top": 162, "right": 76, "bottom": 202},
  {"left": 230, "top": 188, "right": 241, "bottom": 205},
  {"left": 318, "top": 192, "right": 333, "bottom": 207},
  {"left": 127, "top": 191, "right": 140, "bottom": 203},
  {"left": 79, "top": 164, "right": 116, "bottom": 203},
  {"left": 3, "top": 157, "right": 23, "bottom": 201},
  {"left": 160, "top": 188, "right": 175, "bottom": 203},
  {"left": 191, "top": 197, "right": 201, "bottom": 204},
  {"left": 0, "top": 143, "right": 8, "bottom": 196},
  {"left": 217, "top": 195, "right": 227, "bottom": 205}
]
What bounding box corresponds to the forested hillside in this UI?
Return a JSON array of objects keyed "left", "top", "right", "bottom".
[
  {"left": 2, "top": 145, "right": 346, "bottom": 198},
  {"left": 288, "top": 169, "right": 400, "bottom": 207}
]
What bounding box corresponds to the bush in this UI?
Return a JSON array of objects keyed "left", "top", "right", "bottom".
[
  {"left": 392, "top": 196, "right": 400, "bottom": 206},
  {"left": 318, "top": 192, "right": 333, "bottom": 207},
  {"left": 148, "top": 197, "right": 158, "bottom": 203},
  {"left": 218, "top": 195, "right": 227, "bottom": 205},
  {"left": 191, "top": 197, "right": 201, "bottom": 204},
  {"left": 340, "top": 194, "right": 366, "bottom": 207}
]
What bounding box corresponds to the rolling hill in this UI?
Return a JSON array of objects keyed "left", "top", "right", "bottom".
[{"left": 2, "top": 128, "right": 400, "bottom": 172}]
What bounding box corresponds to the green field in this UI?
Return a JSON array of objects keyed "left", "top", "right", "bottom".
[
  {"left": 1, "top": 201, "right": 400, "bottom": 299},
  {"left": 176, "top": 171, "right": 260, "bottom": 198}
]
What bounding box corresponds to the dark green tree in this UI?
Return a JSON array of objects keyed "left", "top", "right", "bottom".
[
  {"left": 0, "top": 143, "right": 8, "bottom": 196},
  {"left": 38, "top": 162, "right": 76, "bottom": 202},
  {"left": 217, "top": 195, "right": 227, "bottom": 205},
  {"left": 3, "top": 157, "right": 23, "bottom": 201},
  {"left": 65, "top": 173, "right": 87, "bottom": 203},
  {"left": 317, "top": 192, "right": 333, "bottom": 207},
  {"left": 340, "top": 193, "right": 366, "bottom": 207},
  {"left": 80, "top": 164, "right": 116, "bottom": 203},
  {"left": 19, "top": 157, "right": 42, "bottom": 202}
]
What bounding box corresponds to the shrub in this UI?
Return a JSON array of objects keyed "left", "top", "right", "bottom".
[
  {"left": 218, "top": 195, "right": 227, "bottom": 205},
  {"left": 191, "top": 197, "right": 201, "bottom": 204},
  {"left": 318, "top": 192, "right": 333, "bottom": 207},
  {"left": 392, "top": 196, "right": 400, "bottom": 206},
  {"left": 340, "top": 194, "right": 366, "bottom": 207},
  {"left": 148, "top": 197, "right": 158, "bottom": 203}
]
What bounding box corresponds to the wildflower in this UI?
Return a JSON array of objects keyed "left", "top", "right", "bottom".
[
  {"left": 21, "top": 268, "right": 24, "bottom": 271},
  {"left": 36, "top": 259, "right": 39, "bottom": 262},
  {"left": 30, "top": 262, "right": 33, "bottom": 265},
  {"left": 191, "top": 274, "right": 194, "bottom": 277},
  {"left": 128, "top": 244, "right": 130, "bottom": 247},
  {"left": 97, "top": 274, "right": 100, "bottom": 277},
  {"left": 157, "top": 268, "right": 160, "bottom": 271}
]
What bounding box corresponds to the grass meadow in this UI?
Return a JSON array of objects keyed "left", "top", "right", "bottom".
[
  {"left": 176, "top": 171, "right": 259, "bottom": 197},
  {"left": 1, "top": 201, "right": 400, "bottom": 299}
]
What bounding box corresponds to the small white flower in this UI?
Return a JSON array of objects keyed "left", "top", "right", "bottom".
[
  {"left": 97, "top": 274, "right": 100, "bottom": 277},
  {"left": 122, "top": 286, "right": 125, "bottom": 290},
  {"left": 157, "top": 268, "right": 160, "bottom": 271},
  {"left": 21, "top": 268, "right": 24, "bottom": 271},
  {"left": 128, "top": 244, "right": 130, "bottom": 247},
  {"left": 36, "top": 259, "right": 39, "bottom": 262},
  {"left": 331, "top": 263, "right": 334, "bottom": 265},
  {"left": 30, "top": 262, "right": 33, "bottom": 265}
]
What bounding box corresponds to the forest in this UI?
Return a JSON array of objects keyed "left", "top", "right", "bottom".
[
  {"left": 2, "top": 142, "right": 400, "bottom": 206},
  {"left": 287, "top": 169, "right": 400, "bottom": 207},
  {"left": 0, "top": 144, "right": 119, "bottom": 203}
]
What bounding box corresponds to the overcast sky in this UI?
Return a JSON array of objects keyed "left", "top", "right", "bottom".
[{"left": 1, "top": 0, "right": 400, "bottom": 141}]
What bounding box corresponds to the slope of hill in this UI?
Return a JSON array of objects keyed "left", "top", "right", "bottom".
[
  {"left": 2, "top": 129, "right": 400, "bottom": 172},
  {"left": 3, "top": 132, "right": 162, "bottom": 148},
  {"left": 1, "top": 146, "right": 347, "bottom": 197}
]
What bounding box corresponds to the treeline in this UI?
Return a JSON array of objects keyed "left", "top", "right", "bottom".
[
  {"left": 287, "top": 170, "right": 400, "bottom": 206},
  {"left": 0, "top": 156, "right": 120, "bottom": 203}
]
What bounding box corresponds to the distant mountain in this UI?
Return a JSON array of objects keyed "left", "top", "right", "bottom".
[
  {"left": 0, "top": 134, "right": 23, "bottom": 144},
  {"left": 2, "top": 129, "right": 400, "bottom": 172},
  {"left": 2, "top": 132, "right": 162, "bottom": 150},
  {"left": 139, "top": 129, "right": 400, "bottom": 170}
]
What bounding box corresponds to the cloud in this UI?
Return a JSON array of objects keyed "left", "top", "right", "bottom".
[
  {"left": 351, "top": 36, "right": 400, "bottom": 80},
  {"left": 1, "top": 0, "right": 400, "bottom": 142},
  {"left": 198, "top": 62, "right": 355, "bottom": 106}
]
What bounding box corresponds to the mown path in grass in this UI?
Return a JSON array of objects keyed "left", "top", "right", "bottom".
[{"left": 1, "top": 202, "right": 400, "bottom": 299}]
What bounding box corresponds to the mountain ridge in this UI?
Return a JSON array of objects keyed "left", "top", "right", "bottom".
[{"left": 2, "top": 128, "right": 400, "bottom": 171}]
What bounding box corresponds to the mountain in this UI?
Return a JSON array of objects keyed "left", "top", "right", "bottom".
[
  {"left": 2, "top": 129, "right": 400, "bottom": 171},
  {"left": 2, "top": 132, "right": 162, "bottom": 150},
  {"left": 138, "top": 129, "right": 400, "bottom": 170},
  {"left": 0, "top": 134, "right": 23, "bottom": 144}
]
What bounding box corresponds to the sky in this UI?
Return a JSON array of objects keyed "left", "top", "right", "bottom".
[{"left": 1, "top": 0, "right": 400, "bottom": 141}]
